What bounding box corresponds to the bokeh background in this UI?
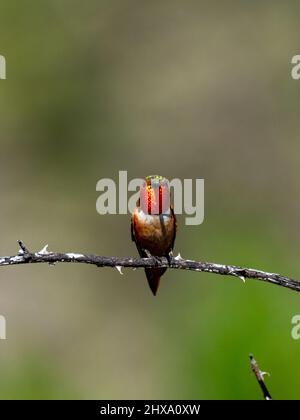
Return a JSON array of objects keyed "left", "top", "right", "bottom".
[{"left": 0, "top": 0, "right": 300, "bottom": 400}]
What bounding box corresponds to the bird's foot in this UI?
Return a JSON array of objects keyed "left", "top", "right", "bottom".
[
  {"left": 143, "top": 249, "right": 162, "bottom": 266},
  {"left": 167, "top": 250, "right": 174, "bottom": 266},
  {"left": 143, "top": 249, "right": 152, "bottom": 259}
]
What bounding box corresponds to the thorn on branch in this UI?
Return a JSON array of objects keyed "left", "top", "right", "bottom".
[
  {"left": 38, "top": 244, "right": 50, "bottom": 255},
  {"left": 174, "top": 252, "right": 183, "bottom": 261},
  {"left": 229, "top": 268, "right": 246, "bottom": 283},
  {"left": 115, "top": 266, "right": 123, "bottom": 275}
]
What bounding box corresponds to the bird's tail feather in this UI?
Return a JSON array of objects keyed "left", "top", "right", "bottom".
[{"left": 145, "top": 267, "right": 167, "bottom": 296}]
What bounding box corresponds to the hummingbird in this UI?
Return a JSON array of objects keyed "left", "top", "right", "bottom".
[{"left": 131, "top": 175, "right": 177, "bottom": 295}]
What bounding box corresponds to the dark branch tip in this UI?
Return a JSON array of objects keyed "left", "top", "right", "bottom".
[{"left": 17, "top": 240, "right": 30, "bottom": 255}]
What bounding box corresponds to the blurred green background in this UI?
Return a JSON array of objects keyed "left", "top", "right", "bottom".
[{"left": 0, "top": 0, "right": 300, "bottom": 400}]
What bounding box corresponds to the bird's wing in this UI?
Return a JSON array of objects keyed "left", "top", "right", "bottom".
[
  {"left": 131, "top": 212, "right": 145, "bottom": 258},
  {"left": 131, "top": 213, "right": 135, "bottom": 242},
  {"left": 170, "top": 206, "right": 177, "bottom": 251}
]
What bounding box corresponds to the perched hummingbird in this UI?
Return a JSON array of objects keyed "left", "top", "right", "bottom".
[{"left": 131, "top": 175, "right": 177, "bottom": 295}]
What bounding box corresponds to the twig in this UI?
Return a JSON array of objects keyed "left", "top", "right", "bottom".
[
  {"left": 250, "top": 354, "right": 272, "bottom": 400},
  {"left": 17, "top": 240, "right": 29, "bottom": 255},
  {"left": 0, "top": 241, "right": 299, "bottom": 293}
]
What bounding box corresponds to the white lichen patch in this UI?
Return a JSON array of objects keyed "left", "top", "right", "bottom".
[
  {"left": 65, "top": 253, "right": 84, "bottom": 259},
  {"left": 247, "top": 268, "right": 276, "bottom": 277},
  {"left": 213, "top": 263, "right": 226, "bottom": 269},
  {"left": 10, "top": 256, "right": 24, "bottom": 263}
]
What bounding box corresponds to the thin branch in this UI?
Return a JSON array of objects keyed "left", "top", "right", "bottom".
[
  {"left": 250, "top": 354, "right": 272, "bottom": 400},
  {"left": 17, "top": 240, "right": 29, "bottom": 254},
  {"left": 0, "top": 240, "right": 299, "bottom": 293}
]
